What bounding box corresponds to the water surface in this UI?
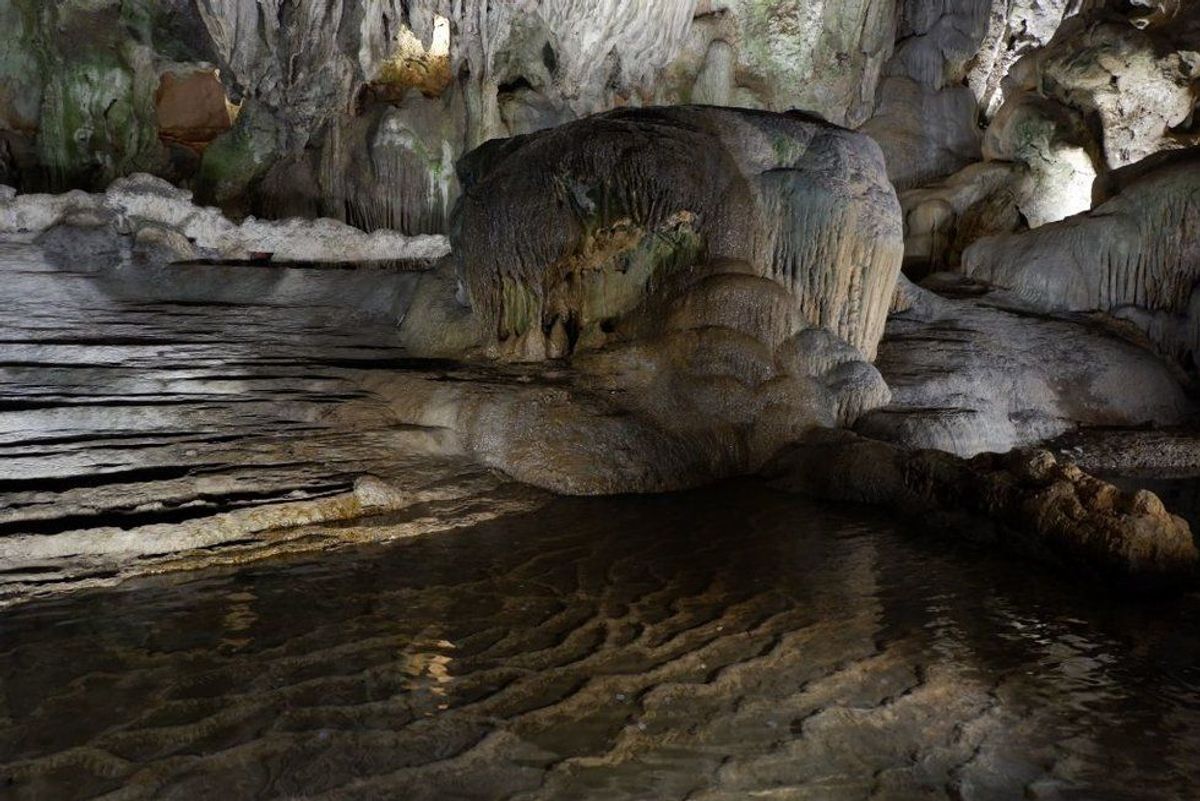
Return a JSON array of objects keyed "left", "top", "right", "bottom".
[{"left": 2, "top": 483, "right": 1198, "bottom": 800}]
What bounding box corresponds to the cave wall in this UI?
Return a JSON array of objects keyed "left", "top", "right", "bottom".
[
  {"left": 1, "top": 0, "right": 1197, "bottom": 246},
  {"left": 0, "top": 0, "right": 902, "bottom": 233}
]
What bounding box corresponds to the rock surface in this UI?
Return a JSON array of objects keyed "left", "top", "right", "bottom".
[
  {"left": 963, "top": 155, "right": 1200, "bottom": 375},
  {"left": 454, "top": 106, "right": 902, "bottom": 361},
  {"left": 898, "top": 162, "right": 1028, "bottom": 277},
  {"left": 862, "top": 0, "right": 1081, "bottom": 189},
  {"left": 768, "top": 430, "right": 1198, "bottom": 588},
  {"left": 860, "top": 277, "right": 1193, "bottom": 456},
  {"left": 1026, "top": 17, "right": 1200, "bottom": 170},
  {"left": 404, "top": 106, "right": 904, "bottom": 492},
  {"left": 0, "top": 235, "right": 539, "bottom": 604},
  {"left": 0, "top": 1, "right": 903, "bottom": 233},
  {"left": 0, "top": 174, "right": 448, "bottom": 264}
]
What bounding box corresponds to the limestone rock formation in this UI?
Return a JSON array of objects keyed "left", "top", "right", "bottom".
[
  {"left": 862, "top": 0, "right": 1081, "bottom": 189},
  {"left": 982, "top": 93, "right": 1100, "bottom": 227},
  {"left": 868, "top": 1, "right": 1200, "bottom": 275},
  {"left": 1024, "top": 17, "right": 1200, "bottom": 170},
  {"left": 768, "top": 431, "right": 1198, "bottom": 589},
  {"left": 860, "top": 278, "right": 1193, "bottom": 456},
  {"left": 0, "top": 174, "right": 449, "bottom": 264},
  {"left": 348, "top": 107, "right": 900, "bottom": 495},
  {"left": 453, "top": 106, "right": 903, "bottom": 361},
  {"left": 898, "top": 162, "right": 1028, "bottom": 276},
  {"left": 0, "top": 1, "right": 904, "bottom": 234},
  {"left": 680, "top": 0, "right": 896, "bottom": 128},
  {"left": 963, "top": 155, "right": 1200, "bottom": 375}
]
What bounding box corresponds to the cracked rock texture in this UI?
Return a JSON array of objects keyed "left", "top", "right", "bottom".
[{"left": 0, "top": 234, "right": 539, "bottom": 604}]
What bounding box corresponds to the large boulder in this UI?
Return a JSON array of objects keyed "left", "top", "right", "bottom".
[
  {"left": 452, "top": 105, "right": 903, "bottom": 361},
  {"left": 377, "top": 106, "right": 906, "bottom": 494}
]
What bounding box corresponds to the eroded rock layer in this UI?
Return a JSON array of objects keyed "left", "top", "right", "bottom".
[
  {"left": 769, "top": 431, "right": 1198, "bottom": 588},
  {"left": 861, "top": 277, "right": 1193, "bottom": 456}
]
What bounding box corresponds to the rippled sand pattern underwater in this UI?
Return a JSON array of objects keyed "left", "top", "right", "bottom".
[{"left": 2, "top": 483, "right": 1199, "bottom": 800}]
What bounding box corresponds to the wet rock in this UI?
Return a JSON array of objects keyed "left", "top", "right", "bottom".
[
  {"left": 767, "top": 431, "right": 1199, "bottom": 588},
  {"left": 154, "top": 68, "right": 236, "bottom": 153}
]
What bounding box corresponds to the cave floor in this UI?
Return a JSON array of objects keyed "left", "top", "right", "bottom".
[{"left": 2, "top": 482, "right": 1198, "bottom": 800}]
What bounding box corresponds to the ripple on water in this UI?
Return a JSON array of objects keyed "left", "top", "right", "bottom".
[{"left": 1, "top": 481, "right": 1198, "bottom": 800}]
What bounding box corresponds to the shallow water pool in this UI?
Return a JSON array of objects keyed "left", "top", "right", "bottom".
[{"left": 2, "top": 482, "right": 1198, "bottom": 800}]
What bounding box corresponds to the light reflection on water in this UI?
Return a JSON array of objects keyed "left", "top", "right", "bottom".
[{"left": 1, "top": 481, "right": 1198, "bottom": 800}]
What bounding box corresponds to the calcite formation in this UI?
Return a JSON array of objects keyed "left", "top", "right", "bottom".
[
  {"left": 863, "top": 0, "right": 1082, "bottom": 189},
  {"left": 0, "top": 0, "right": 905, "bottom": 234},
  {"left": 859, "top": 277, "right": 1192, "bottom": 456},
  {"left": 0, "top": 173, "right": 448, "bottom": 264},
  {"left": 454, "top": 106, "right": 902, "bottom": 361},
  {"left": 367, "top": 106, "right": 905, "bottom": 494},
  {"left": 963, "top": 156, "right": 1200, "bottom": 375}
]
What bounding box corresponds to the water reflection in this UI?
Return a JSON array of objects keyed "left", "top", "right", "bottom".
[{"left": 1, "top": 482, "right": 1197, "bottom": 800}]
